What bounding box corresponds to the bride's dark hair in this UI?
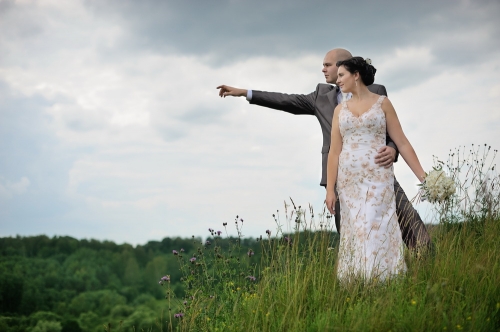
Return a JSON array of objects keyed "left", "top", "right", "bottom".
[{"left": 336, "top": 56, "right": 377, "bottom": 86}]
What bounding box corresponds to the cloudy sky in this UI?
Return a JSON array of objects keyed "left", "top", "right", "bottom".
[{"left": 1, "top": 0, "right": 499, "bottom": 245}]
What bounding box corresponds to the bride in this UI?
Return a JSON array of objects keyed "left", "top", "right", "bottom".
[{"left": 325, "top": 57, "right": 426, "bottom": 282}]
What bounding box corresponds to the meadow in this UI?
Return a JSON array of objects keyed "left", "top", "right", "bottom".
[
  {"left": 158, "top": 144, "right": 500, "bottom": 331},
  {"left": 158, "top": 207, "right": 499, "bottom": 331}
]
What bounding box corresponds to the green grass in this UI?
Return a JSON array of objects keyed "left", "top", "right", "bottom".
[
  {"left": 171, "top": 215, "right": 500, "bottom": 332},
  {"left": 151, "top": 144, "right": 500, "bottom": 331}
]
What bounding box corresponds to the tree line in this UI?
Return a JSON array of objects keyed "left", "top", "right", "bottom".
[{"left": 0, "top": 234, "right": 261, "bottom": 331}]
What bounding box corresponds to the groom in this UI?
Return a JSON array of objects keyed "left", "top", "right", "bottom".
[{"left": 217, "top": 48, "right": 431, "bottom": 250}]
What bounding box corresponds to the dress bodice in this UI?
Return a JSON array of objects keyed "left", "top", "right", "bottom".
[{"left": 339, "top": 95, "right": 386, "bottom": 151}]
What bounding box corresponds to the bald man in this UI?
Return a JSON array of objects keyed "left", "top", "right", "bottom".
[{"left": 217, "top": 48, "right": 431, "bottom": 250}]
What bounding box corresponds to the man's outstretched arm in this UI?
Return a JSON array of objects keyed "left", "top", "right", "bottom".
[{"left": 217, "top": 85, "right": 316, "bottom": 116}]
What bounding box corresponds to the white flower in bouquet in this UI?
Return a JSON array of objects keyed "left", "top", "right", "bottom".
[{"left": 420, "top": 167, "right": 456, "bottom": 203}]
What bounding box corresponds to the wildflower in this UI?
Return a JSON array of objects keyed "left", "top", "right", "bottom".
[
  {"left": 190, "top": 257, "right": 197, "bottom": 264},
  {"left": 208, "top": 228, "right": 213, "bottom": 232},
  {"left": 174, "top": 313, "right": 184, "bottom": 319},
  {"left": 158, "top": 281, "right": 163, "bottom": 285},
  {"left": 206, "top": 240, "right": 211, "bottom": 245},
  {"left": 346, "top": 297, "right": 350, "bottom": 303},
  {"left": 456, "top": 324, "right": 462, "bottom": 330},
  {"left": 210, "top": 295, "right": 214, "bottom": 299},
  {"left": 183, "top": 301, "right": 187, "bottom": 305},
  {"left": 247, "top": 249, "right": 255, "bottom": 257},
  {"left": 284, "top": 236, "right": 293, "bottom": 246},
  {"left": 161, "top": 275, "right": 170, "bottom": 282},
  {"left": 411, "top": 299, "right": 416, "bottom": 306},
  {"left": 172, "top": 250, "right": 179, "bottom": 255},
  {"left": 180, "top": 248, "right": 185, "bottom": 252},
  {"left": 223, "top": 222, "right": 227, "bottom": 226},
  {"left": 247, "top": 275, "right": 257, "bottom": 282},
  {"left": 266, "top": 229, "right": 271, "bottom": 236},
  {"left": 217, "top": 230, "right": 222, "bottom": 236}
]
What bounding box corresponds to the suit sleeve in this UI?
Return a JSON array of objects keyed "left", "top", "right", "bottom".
[
  {"left": 377, "top": 85, "right": 400, "bottom": 163},
  {"left": 249, "top": 89, "right": 317, "bottom": 115}
]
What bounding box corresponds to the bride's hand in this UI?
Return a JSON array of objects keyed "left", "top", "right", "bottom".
[{"left": 325, "top": 191, "right": 337, "bottom": 215}]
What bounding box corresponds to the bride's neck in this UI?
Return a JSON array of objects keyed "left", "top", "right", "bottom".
[{"left": 350, "top": 86, "right": 371, "bottom": 101}]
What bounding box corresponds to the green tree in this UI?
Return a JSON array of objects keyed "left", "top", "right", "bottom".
[{"left": 30, "top": 320, "right": 62, "bottom": 332}]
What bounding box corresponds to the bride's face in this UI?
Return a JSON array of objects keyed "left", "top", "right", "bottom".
[{"left": 336, "top": 66, "right": 356, "bottom": 93}]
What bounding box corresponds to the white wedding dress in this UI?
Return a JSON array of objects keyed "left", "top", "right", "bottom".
[{"left": 336, "top": 95, "right": 406, "bottom": 282}]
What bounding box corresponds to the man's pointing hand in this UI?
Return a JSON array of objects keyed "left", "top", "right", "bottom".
[{"left": 217, "top": 85, "right": 248, "bottom": 98}]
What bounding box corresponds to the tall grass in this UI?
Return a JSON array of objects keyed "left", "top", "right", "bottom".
[
  {"left": 157, "top": 145, "right": 500, "bottom": 331},
  {"left": 172, "top": 214, "right": 499, "bottom": 331}
]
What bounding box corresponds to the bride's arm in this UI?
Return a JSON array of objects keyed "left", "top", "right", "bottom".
[
  {"left": 326, "top": 105, "right": 343, "bottom": 214},
  {"left": 381, "top": 98, "right": 425, "bottom": 183}
]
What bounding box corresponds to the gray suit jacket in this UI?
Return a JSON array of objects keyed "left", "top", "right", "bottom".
[{"left": 250, "top": 83, "right": 399, "bottom": 186}]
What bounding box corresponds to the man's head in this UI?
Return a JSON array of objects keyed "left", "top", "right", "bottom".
[{"left": 322, "top": 48, "right": 352, "bottom": 84}]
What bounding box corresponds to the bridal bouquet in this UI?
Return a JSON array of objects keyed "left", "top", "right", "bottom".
[{"left": 419, "top": 167, "right": 456, "bottom": 203}]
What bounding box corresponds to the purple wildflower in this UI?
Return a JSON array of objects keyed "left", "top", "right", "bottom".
[
  {"left": 180, "top": 248, "right": 185, "bottom": 252},
  {"left": 266, "top": 229, "right": 271, "bottom": 236},
  {"left": 174, "top": 313, "right": 184, "bottom": 319},
  {"left": 183, "top": 301, "right": 187, "bottom": 305},
  {"left": 284, "top": 237, "right": 293, "bottom": 246},
  {"left": 247, "top": 249, "right": 254, "bottom": 257},
  {"left": 161, "top": 275, "right": 170, "bottom": 282},
  {"left": 208, "top": 228, "right": 213, "bottom": 232},
  {"left": 247, "top": 276, "right": 257, "bottom": 282},
  {"left": 217, "top": 230, "right": 222, "bottom": 236},
  {"left": 205, "top": 240, "right": 211, "bottom": 245},
  {"left": 172, "top": 250, "right": 179, "bottom": 255},
  {"left": 190, "top": 257, "right": 197, "bottom": 264}
]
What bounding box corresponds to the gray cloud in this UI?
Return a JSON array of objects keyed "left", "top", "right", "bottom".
[
  {"left": 1, "top": 0, "right": 499, "bottom": 244},
  {"left": 77, "top": 0, "right": 500, "bottom": 66}
]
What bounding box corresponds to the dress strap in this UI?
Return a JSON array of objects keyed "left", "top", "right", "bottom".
[{"left": 375, "top": 95, "right": 386, "bottom": 107}]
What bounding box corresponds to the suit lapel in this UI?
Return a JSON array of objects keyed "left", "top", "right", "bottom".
[{"left": 327, "top": 85, "right": 339, "bottom": 109}]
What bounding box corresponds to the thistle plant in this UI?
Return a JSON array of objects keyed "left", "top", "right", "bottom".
[
  {"left": 429, "top": 144, "right": 499, "bottom": 223},
  {"left": 159, "top": 216, "right": 259, "bottom": 330}
]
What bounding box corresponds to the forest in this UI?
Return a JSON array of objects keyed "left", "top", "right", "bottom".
[{"left": 0, "top": 233, "right": 266, "bottom": 331}]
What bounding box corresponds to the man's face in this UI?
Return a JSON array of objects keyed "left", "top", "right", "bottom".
[{"left": 322, "top": 52, "right": 339, "bottom": 84}]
